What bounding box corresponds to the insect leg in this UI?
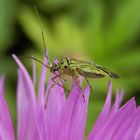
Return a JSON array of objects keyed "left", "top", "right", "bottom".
[
  {"left": 51, "top": 75, "right": 70, "bottom": 93},
  {"left": 45, "top": 76, "right": 64, "bottom": 108},
  {"left": 51, "top": 74, "right": 63, "bottom": 88},
  {"left": 72, "top": 76, "right": 82, "bottom": 90},
  {"left": 72, "top": 76, "right": 85, "bottom": 102},
  {"left": 76, "top": 67, "right": 92, "bottom": 90},
  {"left": 85, "top": 77, "right": 92, "bottom": 89}
]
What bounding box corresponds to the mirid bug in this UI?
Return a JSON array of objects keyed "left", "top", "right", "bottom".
[
  {"left": 25, "top": 54, "right": 119, "bottom": 107},
  {"left": 31, "top": 7, "right": 119, "bottom": 88},
  {"left": 48, "top": 57, "right": 119, "bottom": 89},
  {"left": 19, "top": 7, "right": 119, "bottom": 107}
]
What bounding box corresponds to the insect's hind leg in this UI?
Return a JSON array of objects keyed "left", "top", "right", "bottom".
[
  {"left": 76, "top": 67, "right": 93, "bottom": 91},
  {"left": 72, "top": 76, "right": 82, "bottom": 89},
  {"left": 84, "top": 77, "right": 93, "bottom": 91}
]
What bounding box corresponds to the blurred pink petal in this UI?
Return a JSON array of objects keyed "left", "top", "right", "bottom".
[
  {"left": 13, "top": 55, "right": 40, "bottom": 140},
  {"left": 0, "top": 76, "right": 15, "bottom": 140}
]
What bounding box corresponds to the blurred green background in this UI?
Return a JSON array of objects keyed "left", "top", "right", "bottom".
[{"left": 0, "top": 0, "right": 140, "bottom": 137}]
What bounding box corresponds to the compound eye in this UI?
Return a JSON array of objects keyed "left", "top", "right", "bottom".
[{"left": 64, "top": 66, "right": 67, "bottom": 68}]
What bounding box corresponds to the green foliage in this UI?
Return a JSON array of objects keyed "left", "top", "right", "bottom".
[{"left": 0, "top": 0, "right": 15, "bottom": 51}]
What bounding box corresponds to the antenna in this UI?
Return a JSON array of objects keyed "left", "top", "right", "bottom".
[
  {"left": 33, "top": 6, "right": 52, "bottom": 66},
  {"left": 19, "top": 56, "right": 51, "bottom": 69}
]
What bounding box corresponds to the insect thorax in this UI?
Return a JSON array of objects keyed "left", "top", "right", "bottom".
[{"left": 50, "top": 57, "right": 70, "bottom": 72}]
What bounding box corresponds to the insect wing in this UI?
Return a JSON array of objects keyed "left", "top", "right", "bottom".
[
  {"left": 96, "top": 64, "right": 119, "bottom": 79},
  {"left": 69, "top": 59, "right": 105, "bottom": 78},
  {"left": 70, "top": 59, "right": 119, "bottom": 79}
]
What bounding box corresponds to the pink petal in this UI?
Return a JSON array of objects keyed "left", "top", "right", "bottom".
[
  {"left": 38, "top": 56, "right": 48, "bottom": 106},
  {"left": 52, "top": 84, "right": 81, "bottom": 140},
  {"left": 36, "top": 107, "right": 49, "bottom": 140},
  {"left": 113, "top": 107, "right": 140, "bottom": 139},
  {"left": 17, "top": 70, "right": 40, "bottom": 140},
  {"left": 69, "top": 86, "right": 90, "bottom": 140},
  {"left": 94, "top": 98, "right": 136, "bottom": 139},
  {"left": 36, "top": 56, "right": 49, "bottom": 140},
  {"left": 45, "top": 73, "right": 65, "bottom": 112},
  {"left": 52, "top": 85, "right": 90, "bottom": 140},
  {"left": 87, "top": 81, "right": 112, "bottom": 139},
  {"left": 44, "top": 73, "right": 65, "bottom": 139},
  {"left": 13, "top": 55, "right": 40, "bottom": 140},
  {"left": 13, "top": 55, "right": 36, "bottom": 106},
  {"left": 0, "top": 77, "right": 15, "bottom": 140},
  {"left": 110, "top": 90, "right": 124, "bottom": 113}
]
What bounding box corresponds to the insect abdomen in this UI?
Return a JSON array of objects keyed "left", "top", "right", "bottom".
[{"left": 79, "top": 71, "right": 105, "bottom": 78}]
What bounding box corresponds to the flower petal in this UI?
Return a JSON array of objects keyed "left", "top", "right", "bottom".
[
  {"left": 17, "top": 70, "right": 40, "bottom": 140},
  {"left": 90, "top": 97, "right": 136, "bottom": 140},
  {"left": 113, "top": 107, "right": 140, "bottom": 140},
  {"left": 13, "top": 55, "right": 36, "bottom": 106},
  {"left": 38, "top": 56, "right": 48, "bottom": 106},
  {"left": 87, "top": 81, "right": 112, "bottom": 139},
  {"left": 51, "top": 85, "right": 90, "bottom": 140},
  {"left": 44, "top": 73, "right": 65, "bottom": 139},
  {"left": 69, "top": 86, "right": 90, "bottom": 140},
  {"left": 0, "top": 77, "right": 15, "bottom": 140},
  {"left": 110, "top": 89, "right": 124, "bottom": 113},
  {"left": 45, "top": 73, "right": 65, "bottom": 112},
  {"left": 36, "top": 56, "right": 49, "bottom": 139},
  {"left": 52, "top": 84, "right": 81, "bottom": 140},
  {"left": 36, "top": 107, "right": 49, "bottom": 140},
  {"left": 13, "top": 55, "right": 40, "bottom": 140},
  {"left": 87, "top": 81, "right": 139, "bottom": 140}
]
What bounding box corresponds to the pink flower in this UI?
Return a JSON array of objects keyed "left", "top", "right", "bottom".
[{"left": 0, "top": 55, "right": 140, "bottom": 140}]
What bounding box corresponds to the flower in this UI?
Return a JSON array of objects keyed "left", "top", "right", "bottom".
[
  {"left": 87, "top": 85, "right": 140, "bottom": 140},
  {"left": 0, "top": 55, "right": 140, "bottom": 140}
]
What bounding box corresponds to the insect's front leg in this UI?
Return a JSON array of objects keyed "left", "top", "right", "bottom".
[
  {"left": 51, "top": 73, "right": 70, "bottom": 93},
  {"left": 45, "top": 75, "right": 64, "bottom": 108},
  {"left": 51, "top": 73, "right": 63, "bottom": 88}
]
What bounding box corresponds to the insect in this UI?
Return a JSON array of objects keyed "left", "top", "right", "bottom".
[
  {"left": 30, "top": 7, "right": 118, "bottom": 89},
  {"left": 29, "top": 55, "right": 119, "bottom": 89},
  {"left": 48, "top": 57, "right": 119, "bottom": 90},
  {"left": 27, "top": 54, "right": 119, "bottom": 107},
  {"left": 20, "top": 7, "right": 119, "bottom": 107}
]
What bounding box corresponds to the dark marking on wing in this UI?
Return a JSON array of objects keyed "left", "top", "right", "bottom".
[{"left": 96, "top": 65, "right": 119, "bottom": 79}]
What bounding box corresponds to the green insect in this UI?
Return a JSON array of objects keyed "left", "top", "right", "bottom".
[
  {"left": 46, "top": 57, "right": 119, "bottom": 91},
  {"left": 21, "top": 7, "right": 119, "bottom": 107},
  {"left": 30, "top": 55, "right": 119, "bottom": 92},
  {"left": 31, "top": 6, "right": 119, "bottom": 91},
  {"left": 27, "top": 54, "right": 119, "bottom": 108}
]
